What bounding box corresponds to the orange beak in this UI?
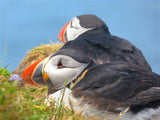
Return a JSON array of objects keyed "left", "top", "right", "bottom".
[
  {"left": 22, "top": 55, "right": 51, "bottom": 86},
  {"left": 22, "top": 60, "right": 43, "bottom": 86},
  {"left": 58, "top": 21, "right": 71, "bottom": 43}
]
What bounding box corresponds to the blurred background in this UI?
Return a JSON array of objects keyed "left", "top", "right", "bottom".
[{"left": 0, "top": 0, "right": 160, "bottom": 74}]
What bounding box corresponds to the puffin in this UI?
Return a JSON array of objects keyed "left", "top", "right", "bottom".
[
  {"left": 20, "top": 14, "right": 159, "bottom": 119},
  {"left": 22, "top": 14, "right": 151, "bottom": 85},
  {"left": 58, "top": 14, "right": 151, "bottom": 71},
  {"left": 22, "top": 50, "right": 160, "bottom": 120}
]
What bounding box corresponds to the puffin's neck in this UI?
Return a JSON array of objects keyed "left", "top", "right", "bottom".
[{"left": 77, "top": 27, "right": 110, "bottom": 39}]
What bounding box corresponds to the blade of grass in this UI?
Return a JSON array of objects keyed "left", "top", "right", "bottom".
[
  {"left": 54, "top": 79, "right": 68, "bottom": 120},
  {"left": 0, "top": 42, "right": 8, "bottom": 66}
]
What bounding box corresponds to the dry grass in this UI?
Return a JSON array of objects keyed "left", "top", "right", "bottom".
[{"left": 12, "top": 43, "right": 63, "bottom": 76}]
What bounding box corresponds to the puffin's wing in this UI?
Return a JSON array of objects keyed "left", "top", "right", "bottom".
[
  {"left": 86, "top": 35, "right": 133, "bottom": 54},
  {"left": 126, "top": 87, "right": 160, "bottom": 105},
  {"left": 86, "top": 35, "right": 151, "bottom": 71},
  {"left": 74, "top": 62, "right": 157, "bottom": 102}
]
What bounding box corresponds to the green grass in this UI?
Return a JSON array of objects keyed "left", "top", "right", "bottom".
[
  {"left": 0, "top": 68, "right": 99, "bottom": 120},
  {"left": 0, "top": 42, "right": 8, "bottom": 66},
  {"left": 0, "top": 67, "right": 126, "bottom": 120},
  {"left": 0, "top": 77, "right": 48, "bottom": 120},
  {"left": 0, "top": 66, "right": 11, "bottom": 77}
]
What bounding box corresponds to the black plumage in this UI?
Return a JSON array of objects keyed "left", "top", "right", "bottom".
[
  {"left": 45, "top": 14, "right": 160, "bottom": 118},
  {"left": 54, "top": 31, "right": 151, "bottom": 71},
  {"left": 57, "top": 14, "right": 151, "bottom": 71},
  {"left": 71, "top": 61, "right": 160, "bottom": 112}
]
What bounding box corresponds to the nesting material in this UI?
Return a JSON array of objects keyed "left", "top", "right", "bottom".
[{"left": 12, "top": 43, "right": 63, "bottom": 76}]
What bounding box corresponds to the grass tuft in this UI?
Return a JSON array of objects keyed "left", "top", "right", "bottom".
[
  {"left": 0, "top": 67, "right": 11, "bottom": 77},
  {"left": 12, "top": 43, "right": 63, "bottom": 76},
  {"left": 0, "top": 74, "right": 97, "bottom": 120}
]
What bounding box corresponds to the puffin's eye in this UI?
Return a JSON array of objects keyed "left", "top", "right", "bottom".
[
  {"left": 70, "top": 22, "right": 73, "bottom": 28},
  {"left": 57, "top": 61, "right": 65, "bottom": 69},
  {"left": 70, "top": 21, "right": 79, "bottom": 29}
]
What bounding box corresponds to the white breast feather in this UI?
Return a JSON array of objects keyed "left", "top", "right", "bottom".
[{"left": 44, "top": 88, "right": 160, "bottom": 120}]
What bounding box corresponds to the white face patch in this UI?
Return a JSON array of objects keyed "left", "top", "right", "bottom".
[
  {"left": 66, "top": 17, "right": 93, "bottom": 41},
  {"left": 43, "top": 55, "right": 88, "bottom": 90}
]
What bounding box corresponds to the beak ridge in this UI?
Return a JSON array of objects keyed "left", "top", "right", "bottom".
[
  {"left": 22, "top": 60, "right": 43, "bottom": 86},
  {"left": 22, "top": 57, "right": 49, "bottom": 86},
  {"left": 58, "top": 21, "right": 71, "bottom": 43}
]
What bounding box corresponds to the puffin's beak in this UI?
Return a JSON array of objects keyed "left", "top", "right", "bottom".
[
  {"left": 58, "top": 21, "right": 71, "bottom": 43},
  {"left": 21, "top": 57, "right": 49, "bottom": 86}
]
